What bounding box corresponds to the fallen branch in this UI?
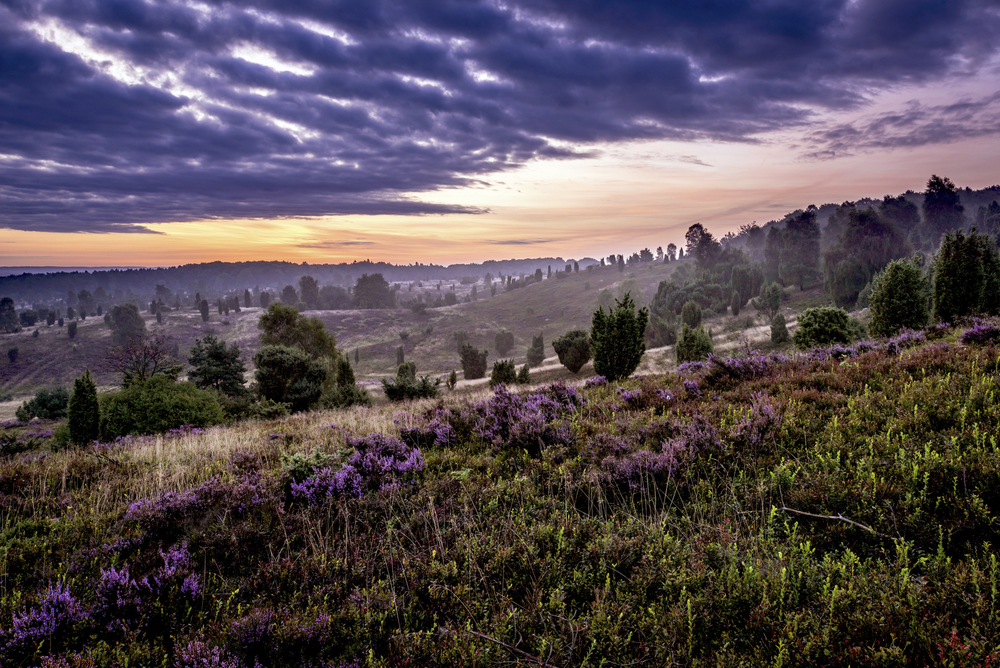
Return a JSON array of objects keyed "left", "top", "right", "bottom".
[{"left": 777, "top": 506, "right": 894, "bottom": 540}]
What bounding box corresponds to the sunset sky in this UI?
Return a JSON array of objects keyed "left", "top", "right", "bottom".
[{"left": 2, "top": 1, "right": 999, "bottom": 267}]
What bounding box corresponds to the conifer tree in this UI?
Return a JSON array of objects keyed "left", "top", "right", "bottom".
[
  {"left": 526, "top": 333, "right": 545, "bottom": 367},
  {"left": 68, "top": 370, "right": 100, "bottom": 445},
  {"left": 591, "top": 293, "right": 648, "bottom": 381},
  {"left": 869, "top": 259, "right": 929, "bottom": 337}
]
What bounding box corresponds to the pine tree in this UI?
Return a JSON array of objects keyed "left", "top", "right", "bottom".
[
  {"left": 933, "top": 230, "right": 993, "bottom": 322},
  {"left": 591, "top": 293, "right": 649, "bottom": 381},
  {"left": 68, "top": 370, "right": 100, "bottom": 445}
]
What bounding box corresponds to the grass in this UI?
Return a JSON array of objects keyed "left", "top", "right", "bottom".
[
  {"left": 1, "top": 321, "right": 999, "bottom": 665},
  {"left": 1, "top": 259, "right": 816, "bottom": 406}
]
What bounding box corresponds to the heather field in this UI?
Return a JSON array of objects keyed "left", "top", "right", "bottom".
[{"left": 3, "top": 323, "right": 1000, "bottom": 666}]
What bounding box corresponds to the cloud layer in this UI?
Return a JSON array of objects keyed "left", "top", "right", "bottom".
[{"left": 1, "top": 0, "right": 999, "bottom": 232}]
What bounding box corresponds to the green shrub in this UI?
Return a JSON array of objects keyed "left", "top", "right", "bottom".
[
  {"left": 100, "top": 376, "right": 224, "bottom": 439},
  {"left": 7, "top": 347, "right": 17, "bottom": 364},
  {"left": 681, "top": 300, "right": 702, "bottom": 328},
  {"left": 792, "top": 306, "right": 854, "bottom": 349},
  {"left": 675, "top": 325, "right": 713, "bottom": 363},
  {"left": 253, "top": 345, "right": 327, "bottom": 412},
  {"left": 771, "top": 313, "right": 790, "bottom": 344},
  {"left": 526, "top": 333, "right": 545, "bottom": 367},
  {"left": 396, "top": 361, "right": 417, "bottom": 381},
  {"left": 552, "top": 329, "right": 591, "bottom": 373},
  {"left": 517, "top": 363, "right": 531, "bottom": 384},
  {"left": 322, "top": 353, "right": 370, "bottom": 408},
  {"left": 495, "top": 330, "right": 514, "bottom": 355},
  {"left": 752, "top": 282, "right": 782, "bottom": 322},
  {"left": 490, "top": 359, "right": 517, "bottom": 387},
  {"left": 730, "top": 291, "right": 741, "bottom": 317},
  {"left": 460, "top": 344, "right": 488, "bottom": 380},
  {"left": 16, "top": 387, "right": 70, "bottom": 421},
  {"left": 247, "top": 397, "right": 291, "bottom": 420},
  {"left": 591, "top": 293, "right": 648, "bottom": 381},
  {"left": 447, "top": 370, "right": 458, "bottom": 390},
  {"left": 259, "top": 302, "right": 337, "bottom": 359},
  {"left": 67, "top": 321, "right": 77, "bottom": 339},
  {"left": 68, "top": 370, "right": 100, "bottom": 445},
  {"left": 382, "top": 374, "right": 440, "bottom": 401}
]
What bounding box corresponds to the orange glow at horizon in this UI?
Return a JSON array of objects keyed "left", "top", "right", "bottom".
[{"left": 2, "top": 129, "right": 997, "bottom": 269}]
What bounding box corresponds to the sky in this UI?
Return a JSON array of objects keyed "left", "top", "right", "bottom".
[{"left": 1, "top": 0, "right": 999, "bottom": 267}]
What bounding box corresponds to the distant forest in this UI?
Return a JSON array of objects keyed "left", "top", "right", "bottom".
[
  {"left": 1, "top": 179, "right": 998, "bottom": 319},
  {"left": 0, "top": 256, "right": 598, "bottom": 310}
]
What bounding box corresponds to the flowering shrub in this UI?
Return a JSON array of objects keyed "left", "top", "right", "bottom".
[
  {"left": 683, "top": 380, "right": 702, "bottom": 397},
  {"left": 126, "top": 473, "right": 277, "bottom": 541},
  {"left": 470, "top": 383, "right": 580, "bottom": 455},
  {"left": 960, "top": 322, "right": 1000, "bottom": 345},
  {"left": 676, "top": 361, "right": 705, "bottom": 375},
  {"left": 598, "top": 417, "right": 719, "bottom": 488},
  {"left": 726, "top": 392, "right": 783, "bottom": 452},
  {"left": 707, "top": 352, "right": 789, "bottom": 382},
  {"left": 398, "top": 406, "right": 456, "bottom": 449},
  {"left": 5, "top": 584, "right": 88, "bottom": 657},
  {"left": 93, "top": 542, "right": 201, "bottom": 635},
  {"left": 616, "top": 386, "right": 643, "bottom": 407},
  {"left": 175, "top": 641, "right": 239, "bottom": 668},
  {"left": 290, "top": 434, "right": 424, "bottom": 505},
  {"left": 584, "top": 375, "right": 608, "bottom": 388}
]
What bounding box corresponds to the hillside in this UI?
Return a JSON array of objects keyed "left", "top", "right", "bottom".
[
  {"left": 2, "top": 259, "right": 819, "bottom": 404},
  {"left": 1, "top": 323, "right": 999, "bottom": 665}
]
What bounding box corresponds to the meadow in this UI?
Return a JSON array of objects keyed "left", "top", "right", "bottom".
[
  {"left": 2, "top": 321, "right": 999, "bottom": 666},
  {"left": 0, "top": 258, "right": 804, "bottom": 411}
]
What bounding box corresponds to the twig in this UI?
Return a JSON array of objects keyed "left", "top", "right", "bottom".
[{"left": 776, "top": 506, "right": 894, "bottom": 540}]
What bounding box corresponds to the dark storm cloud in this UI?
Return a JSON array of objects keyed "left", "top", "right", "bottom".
[
  {"left": 803, "top": 92, "right": 1000, "bottom": 159},
  {"left": 1, "top": 0, "right": 999, "bottom": 232}
]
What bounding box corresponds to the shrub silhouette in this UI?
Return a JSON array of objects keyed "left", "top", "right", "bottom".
[
  {"left": 495, "top": 330, "right": 514, "bottom": 355},
  {"left": 552, "top": 329, "right": 591, "bottom": 373},
  {"left": 460, "top": 344, "right": 488, "bottom": 380},
  {"left": 526, "top": 333, "right": 545, "bottom": 367},
  {"left": 771, "top": 313, "right": 790, "bottom": 344},
  {"left": 681, "top": 300, "right": 702, "bottom": 328}
]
